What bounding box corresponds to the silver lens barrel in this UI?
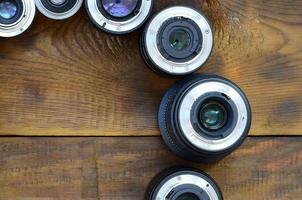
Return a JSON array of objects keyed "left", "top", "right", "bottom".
[
  {"left": 35, "top": 0, "right": 83, "bottom": 20},
  {"left": 0, "top": 0, "right": 36, "bottom": 37}
]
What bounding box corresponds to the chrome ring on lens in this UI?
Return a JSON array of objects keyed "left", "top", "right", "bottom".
[
  {"left": 141, "top": 6, "right": 213, "bottom": 76},
  {"left": 158, "top": 74, "right": 252, "bottom": 163},
  {"left": 146, "top": 167, "right": 223, "bottom": 200},
  {"left": 35, "top": 0, "right": 83, "bottom": 20},
  {"left": 179, "top": 81, "right": 248, "bottom": 152},
  {"left": 85, "top": 0, "right": 153, "bottom": 34},
  {"left": 0, "top": 0, "right": 36, "bottom": 37}
]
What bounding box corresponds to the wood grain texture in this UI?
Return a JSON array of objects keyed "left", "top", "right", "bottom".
[
  {"left": 0, "top": 0, "right": 302, "bottom": 136},
  {"left": 0, "top": 137, "right": 301, "bottom": 200}
]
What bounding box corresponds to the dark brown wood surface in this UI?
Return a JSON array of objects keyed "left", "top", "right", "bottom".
[
  {"left": 0, "top": 0, "right": 302, "bottom": 136},
  {"left": 0, "top": 1, "right": 302, "bottom": 199},
  {"left": 0, "top": 137, "right": 301, "bottom": 200}
]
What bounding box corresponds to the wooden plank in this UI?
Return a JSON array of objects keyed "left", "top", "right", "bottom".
[
  {"left": 0, "top": 137, "right": 301, "bottom": 199},
  {"left": 0, "top": 0, "right": 301, "bottom": 136}
]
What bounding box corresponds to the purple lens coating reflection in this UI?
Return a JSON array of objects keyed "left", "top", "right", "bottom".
[
  {"left": 102, "top": 0, "right": 138, "bottom": 18},
  {"left": 0, "top": 0, "right": 17, "bottom": 19},
  {"left": 50, "top": 0, "right": 66, "bottom": 6}
]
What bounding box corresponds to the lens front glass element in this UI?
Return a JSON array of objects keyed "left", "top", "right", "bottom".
[
  {"left": 176, "top": 192, "right": 200, "bottom": 200},
  {"left": 102, "top": 0, "right": 138, "bottom": 18},
  {"left": 169, "top": 28, "right": 191, "bottom": 51},
  {"left": 0, "top": 0, "right": 17, "bottom": 19},
  {"left": 200, "top": 102, "right": 227, "bottom": 131},
  {"left": 50, "top": 0, "right": 66, "bottom": 6}
]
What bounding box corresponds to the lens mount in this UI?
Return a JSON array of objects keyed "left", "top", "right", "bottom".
[
  {"left": 85, "top": 0, "right": 153, "bottom": 34},
  {"left": 146, "top": 167, "right": 223, "bottom": 200},
  {"left": 141, "top": 6, "right": 213, "bottom": 75},
  {"left": 158, "top": 74, "right": 251, "bottom": 162},
  {"left": 178, "top": 81, "right": 248, "bottom": 152},
  {"left": 35, "top": 0, "right": 83, "bottom": 20},
  {"left": 0, "top": 0, "right": 35, "bottom": 37}
]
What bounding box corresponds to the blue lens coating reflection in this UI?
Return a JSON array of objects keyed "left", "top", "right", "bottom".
[
  {"left": 0, "top": 0, "right": 18, "bottom": 20},
  {"left": 102, "top": 0, "right": 138, "bottom": 18}
]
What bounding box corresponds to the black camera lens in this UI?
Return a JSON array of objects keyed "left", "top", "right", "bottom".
[
  {"left": 85, "top": 0, "right": 153, "bottom": 35},
  {"left": 0, "top": 0, "right": 35, "bottom": 37},
  {"left": 146, "top": 167, "right": 223, "bottom": 200},
  {"left": 158, "top": 74, "right": 252, "bottom": 163},
  {"left": 141, "top": 6, "right": 213, "bottom": 76},
  {"left": 35, "top": 0, "right": 83, "bottom": 20}
]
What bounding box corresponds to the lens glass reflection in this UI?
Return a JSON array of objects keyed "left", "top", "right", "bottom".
[
  {"left": 0, "top": 0, "right": 18, "bottom": 20},
  {"left": 176, "top": 193, "right": 200, "bottom": 200},
  {"left": 200, "top": 102, "right": 227, "bottom": 130},
  {"left": 169, "top": 28, "right": 191, "bottom": 51},
  {"left": 50, "top": 0, "right": 66, "bottom": 6},
  {"left": 101, "top": 0, "right": 138, "bottom": 18}
]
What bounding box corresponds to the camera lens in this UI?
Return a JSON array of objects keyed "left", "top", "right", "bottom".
[
  {"left": 0, "top": 0, "right": 35, "bottom": 37},
  {"left": 158, "top": 74, "right": 252, "bottom": 163},
  {"left": 85, "top": 0, "right": 153, "bottom": 34},
  {"left": 146, "top": 167, "right": 223, "bottom": 200},
  {"left": 34, "top": 0, "right": 83, "bottom": 20},
  {"left": 102, "top": 0, "right": 138, "bottom": 18},
  {"left": 141, "top": 6, "right": 213, "bottom": 76}
]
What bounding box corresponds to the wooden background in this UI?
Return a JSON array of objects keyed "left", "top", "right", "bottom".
[{"left": 0, "top": 0, "right": 301, "bottom": 199}]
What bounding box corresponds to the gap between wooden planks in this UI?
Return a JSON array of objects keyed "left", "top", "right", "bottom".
[{"left": 0, "top": 137, "right": 301, "bottom": 200}]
